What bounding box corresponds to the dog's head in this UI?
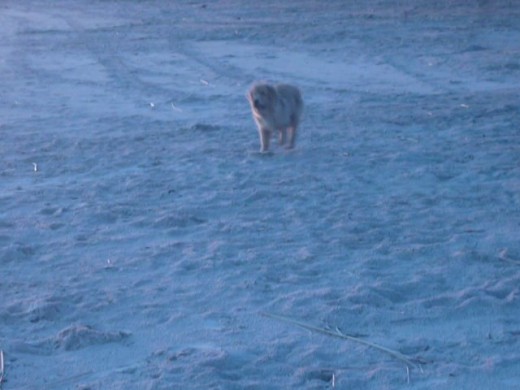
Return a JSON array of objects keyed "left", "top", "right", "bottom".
[{"left": 247, "top": 83, "right": 276, "bottom": 113}]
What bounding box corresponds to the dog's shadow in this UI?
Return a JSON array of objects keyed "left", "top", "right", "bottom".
[
  {"left": 249, "top": 150, "right": 275, "bottom": 158},
  {"left": 250, "top": 150, "right": 299, "bottom": 157}
]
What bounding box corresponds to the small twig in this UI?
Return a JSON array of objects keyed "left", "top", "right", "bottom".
[
  {"left": 261, "top": 312, "right": 420, "bottom": 369},
  {"left": 171, "top": 103, "right": 183, "bottom": 112},
  {"left": 0, "top": 349, "right": 5, "bottom": 387},
  {"left": 499, "top": 252, "right": 520, "bottom": 265}
]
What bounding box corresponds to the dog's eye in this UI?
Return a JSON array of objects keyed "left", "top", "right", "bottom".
[{"left": 253, "top": 99, "right": 264, "bottom": 109}]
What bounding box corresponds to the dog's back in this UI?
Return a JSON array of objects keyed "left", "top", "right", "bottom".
[{"left": 274, "top": 84, "right": 303, "bottom": 127}]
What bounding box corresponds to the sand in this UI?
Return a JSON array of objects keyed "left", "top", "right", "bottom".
[{"left": 1, "top": 1, "right": 519, "bottom": 389}]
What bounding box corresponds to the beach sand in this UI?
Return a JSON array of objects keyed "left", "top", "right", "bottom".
[{"left": 1, "top": 1, "right": 519, "bottom": 388}]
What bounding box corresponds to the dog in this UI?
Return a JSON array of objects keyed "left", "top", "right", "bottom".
[{"left": 247, "top": 82, "right": 303, "bottom": 152}]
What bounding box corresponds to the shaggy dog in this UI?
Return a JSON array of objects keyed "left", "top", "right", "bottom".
[{"left": 247, "top": 83, "right": 303, "bottom": 152}]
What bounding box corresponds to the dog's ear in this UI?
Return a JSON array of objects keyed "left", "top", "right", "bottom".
[{"left": 266, "top": 85, "right": 277, "bottom": 101}]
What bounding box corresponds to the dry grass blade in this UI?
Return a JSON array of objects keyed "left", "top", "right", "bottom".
[
  {"left": 0, "top": 349, "right": 4, "bottom": 387},
  {"left": 261, "top": 312, "right": 420, "bottom": 369}
]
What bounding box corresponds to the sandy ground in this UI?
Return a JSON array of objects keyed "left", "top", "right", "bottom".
[{"left": 1, "top": 1, "right": 520, "bottom": 389}]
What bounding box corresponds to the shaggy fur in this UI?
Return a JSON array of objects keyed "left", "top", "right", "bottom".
[{"left": 247, "top": 83, "right": 303, "bottom": 152}]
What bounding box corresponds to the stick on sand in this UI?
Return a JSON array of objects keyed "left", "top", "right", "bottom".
[{"left": 261, "top": 312, "right": 421, "bottom": 369}]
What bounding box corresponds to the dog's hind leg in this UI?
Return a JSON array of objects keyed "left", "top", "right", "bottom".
[
  {"left": 286, "top": 126, "right": 297, "bottom": 149},
  {"left": 278, "top": 128, "right": 287, "bottom": 146}
]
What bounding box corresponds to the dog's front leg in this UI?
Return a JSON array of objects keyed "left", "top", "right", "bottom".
[{"left": 259, "top": 127, "right": 271, "bottom": 152}]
